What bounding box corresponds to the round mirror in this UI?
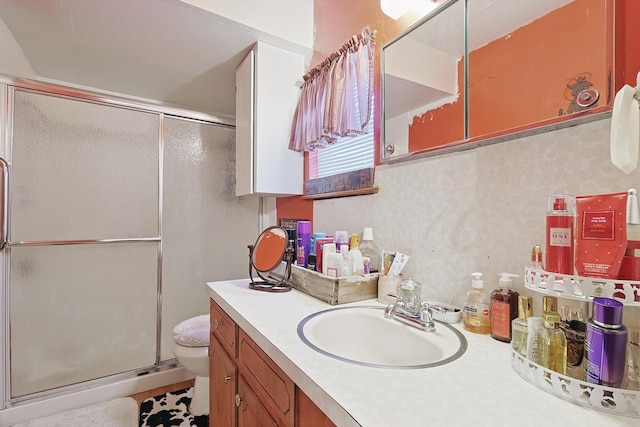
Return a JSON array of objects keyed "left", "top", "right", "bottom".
[
  {"left": 248, "top": 226, "right": 292, "bottom": 292},
  {"left": 253, "top": 227, "right": 287, "bottom": 272}
]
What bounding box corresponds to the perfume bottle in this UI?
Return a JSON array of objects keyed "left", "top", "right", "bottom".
[
  {"left": 545, "top": 195, "right": 575, "bottom": 275},
  {"left": 560, "top": 305, "right": 587, "bottom": 380},
  {"left": 526, "top": 317, "right": 549, "bottom": 366},
  {"left": 542, "top": 296, "right": 567, "bottom": 375},
  {"left": 511, "top": 295, "right": 533, "bottom": 357},
  {"left": 624, "top": 329, "right": 640, "bottom": 391}
]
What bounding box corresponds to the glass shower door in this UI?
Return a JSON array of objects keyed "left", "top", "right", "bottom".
[{"left": 6, "top": 89, "right": 160, "bottom": 398}]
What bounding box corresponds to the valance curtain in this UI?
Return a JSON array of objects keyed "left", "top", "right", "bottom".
[{"left": 289, "top": 27, "right": 376, "bottom": 152}]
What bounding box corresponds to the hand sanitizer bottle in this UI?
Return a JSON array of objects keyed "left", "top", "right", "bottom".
[{"left": 463, "top": 273, "right": 490, "bottom": 334}]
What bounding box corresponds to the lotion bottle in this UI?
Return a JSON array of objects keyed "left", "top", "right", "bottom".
[
  {"left": 585, "top": 297, "right": 628, "bottom": 387},
  {"left": 348, "top": 233, "right": 365, "bottom": 275},
  {"left": 463, "top": 273, "right": 490, "bottom": 334},
  {"left": 490, "top": 273, "right": 519, "bottom": 342}
]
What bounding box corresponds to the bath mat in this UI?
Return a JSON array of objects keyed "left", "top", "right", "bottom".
[
  {"left": 139, "top": 387, "right": 208, "bottom": 427},
  {"left": 12, "top": 397, "right": 138, "bottom": 427}
]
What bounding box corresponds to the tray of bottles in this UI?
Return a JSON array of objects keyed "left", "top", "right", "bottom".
[
  {"left": 510, "top": 345, "right": 640, "bottom": 418},
  {"left": 524, "top": 267, "right": 640, "bottom": 305}
]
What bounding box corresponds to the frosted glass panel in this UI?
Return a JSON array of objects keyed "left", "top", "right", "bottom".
[
  {"left": 9, "top": 243, "right": 158, "bottom": 397},
  {"left": 160, "top": 117, "right": 259, "bottom": 360},
  {"left": 10, "top": 90, "right": 159, "bottom": 241}
]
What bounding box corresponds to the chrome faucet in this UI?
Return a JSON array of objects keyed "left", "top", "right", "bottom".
[{"left": 384, "top": 294, "right": 436, "bottom": 332}]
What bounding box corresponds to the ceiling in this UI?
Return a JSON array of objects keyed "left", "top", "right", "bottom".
[{"left": 0, "top": 0, "right": 311, "bottom": 118}]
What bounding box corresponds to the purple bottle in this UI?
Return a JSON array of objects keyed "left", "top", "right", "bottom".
[
  {"left": 585, "top": 297, "right": 628, "bottom": 388},
  {"left": 296, "top": 221, "right": 311, "bottom": 267}
]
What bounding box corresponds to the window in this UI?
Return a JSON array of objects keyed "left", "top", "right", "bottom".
[{"left": 306, "top": 100, "right": 376, "bottom": 198}]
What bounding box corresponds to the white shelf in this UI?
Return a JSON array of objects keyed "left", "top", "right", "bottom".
[
  {"left": 510, "top": 345, "right": 640, "bottom": 418},
  {"left": 523, "top": 267, "right": 640, "bottom": 306}
]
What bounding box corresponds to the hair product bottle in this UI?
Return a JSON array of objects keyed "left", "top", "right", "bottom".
[
  {"left": 585, "top": 297, "right": 628, "bottom": 387},
  {"left": 526, "top": 317, "right": 549, "bottom": 366},
  {"left": 463, "top": 273, "right": 490, "bottom": 334},
  {"left": 511, "top": 295, "right": 533, "bottom": 357},
  {"left": 296, "top": 221, "right": 311, "bottom": 267},
  {"left": 490, "top": 273, "right": 519, "bottom": 342},
  {"left": 542, "top": 296, "right": 567, "bottom": 375},
  {"left": 359, "top": 227, "right": 379, "bottom": 273},
  {"left": 545, "top": 194, "right": 575, "bottom": 275},
  {"left": 560, "top": 305, "right": 587, "bottom": 380}
]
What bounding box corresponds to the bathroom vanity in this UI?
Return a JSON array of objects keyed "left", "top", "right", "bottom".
[{"left": 208, "top": 279, "right": 637, "bottom": 426}]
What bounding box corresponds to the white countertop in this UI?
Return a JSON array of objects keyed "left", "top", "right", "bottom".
[{"left": 207, "top": 279, "right": 637, "bottom": 427}]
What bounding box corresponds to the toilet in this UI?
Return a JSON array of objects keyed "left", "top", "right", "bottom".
[{"left": 172, "top": 314, "right": 210, "bottom": 416}]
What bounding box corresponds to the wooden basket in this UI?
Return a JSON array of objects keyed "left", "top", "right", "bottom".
[{"left": 289, "top": 264, "right": 379, "bottom": 305}]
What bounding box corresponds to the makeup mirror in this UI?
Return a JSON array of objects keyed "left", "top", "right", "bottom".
[{"left": 248, "top": 226, "right": 293, "bottom": 292}]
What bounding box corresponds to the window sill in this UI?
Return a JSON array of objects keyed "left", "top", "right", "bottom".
[{"left": 302, "top": 186, "right": 378, "bottom": 200}]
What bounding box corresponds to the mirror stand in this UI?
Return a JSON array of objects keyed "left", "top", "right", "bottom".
[{"left": 248, "top": 244, "right": 293, "bottom": 292}]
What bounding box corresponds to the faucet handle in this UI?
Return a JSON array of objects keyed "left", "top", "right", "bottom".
[{"left": 420, "top": 302, "right": 434, "bottom": 324}]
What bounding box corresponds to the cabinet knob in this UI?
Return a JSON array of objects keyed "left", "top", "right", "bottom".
[
  {"left": 224, "top": 375, "right": 232, "bottom": 383},
  {"left": 213, "top": 319, "right": 223, "bottom": 329},
  {"left": 235, "top": 393, "right": 243, "bottom": 407}
]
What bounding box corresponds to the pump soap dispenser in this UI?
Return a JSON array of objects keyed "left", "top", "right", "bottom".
[
  {"left": 490, "top": 273, "right": 520, "bottom": 343},
  {"left": 463, "top": 273, "right": 490, "bottom": 334}
]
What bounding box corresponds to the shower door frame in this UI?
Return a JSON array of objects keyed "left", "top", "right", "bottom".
[{"left": 0, "top": 75, "right": 237, "bottom": 409}]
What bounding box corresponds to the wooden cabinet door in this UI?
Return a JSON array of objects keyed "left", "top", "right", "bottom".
[
  {"left": 210, "top": 299, "right": 237, "bottom": 357},
  {"left": 237, "top": 375, "right": 278, "bottom": 427},
  {"left": 209, "top": 333, "right": 237, "bottom": 427},
  {"left": 296, "top": 388, "right": 336, "bottom": 427}
]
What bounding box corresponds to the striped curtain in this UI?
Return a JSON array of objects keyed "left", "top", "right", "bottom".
[{"left": 289, "top": 27, "right": 375, "bottom": 152}]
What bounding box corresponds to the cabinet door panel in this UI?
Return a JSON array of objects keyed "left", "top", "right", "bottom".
[
  {"left": 211, "top": 299, "right": 238, "bottom": 357},
  {"left": 237, "top": 376, "right": 278, "bottom": 427},
  {"left": 296, "top": 388, "right": 336, "bottom": 427},
  {"left": 238, "top": 330, "right": 295, "bottom": 427},
  {"left": 209, "top": 334, "right": 237, "bottom": 427}
]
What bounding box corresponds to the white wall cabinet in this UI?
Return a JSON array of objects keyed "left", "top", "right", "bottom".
[{"left": 235, "top": 41, "right": 304, "bottom": 197}]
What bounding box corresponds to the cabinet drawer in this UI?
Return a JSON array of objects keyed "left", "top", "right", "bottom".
[
  {"left": 238, "top": 329, "right": 295, "bottom": 427},
  {"left": 210, "top": 299, "right": 237, "bottom": 357}
]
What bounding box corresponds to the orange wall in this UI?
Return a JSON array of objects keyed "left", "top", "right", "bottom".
[
  {"left": 277, "top": 0, "right": 640, "bottom": 224},
  {"left": 409, "top": 0, "right": 611, "bottom": 152}
]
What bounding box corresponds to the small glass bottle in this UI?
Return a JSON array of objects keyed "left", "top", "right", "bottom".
[
  {"left": 397, "top": 277, "right": 422, "bottom": 313},
  {"left": 511, "top": 295, "right": 533, "bottom": 357},
  {"left": 624, "top": 329, "right": 640, "bottom": 391},
  {"left": 527, "top": 317, "right": 549, "bottom": 366},
  {"left": 542, "top": 296, "right": 567, "bottom": 375},
  {"left": 560, "top": 305, "right": 586, "bottom": 380}
]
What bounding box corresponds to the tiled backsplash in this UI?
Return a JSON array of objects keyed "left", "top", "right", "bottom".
[{"left": 313, "top": 118, "right": 640, "bottom": 310}]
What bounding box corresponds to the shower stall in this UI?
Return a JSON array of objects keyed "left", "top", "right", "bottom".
[{"left": 0, "top": 77, "right": 261, "bottom": 412}]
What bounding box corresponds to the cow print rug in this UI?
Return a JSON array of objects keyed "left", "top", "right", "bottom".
[{"left": 139, "top": 387, "right": 208, "bottom": 427}]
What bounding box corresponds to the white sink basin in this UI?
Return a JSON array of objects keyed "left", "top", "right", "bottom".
[{"left": 297, "top": 306, "right": 467, "bottom": 368}]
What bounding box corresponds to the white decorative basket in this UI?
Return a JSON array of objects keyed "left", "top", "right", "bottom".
[
  {"left": 510, "top": 346, "right": 640, "bottom": 418},
  {"left": 524, "top": 267, "right": 640, "bottom": 305}
]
